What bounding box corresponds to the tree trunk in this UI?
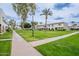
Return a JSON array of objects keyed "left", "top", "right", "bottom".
[
  {"left": 22, "top": 19, "right": 26, "bottom": 29},
  {"left": 45, "top": 15, "right": 47, "bottom": 30},
  {"left": 21, "top": 21, "right": 24, "bottom": 29},
  {"left": 32, "top": 15, "right": 34, "bottom": 37}
]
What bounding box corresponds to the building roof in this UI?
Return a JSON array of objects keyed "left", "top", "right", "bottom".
[
  {"left": 37, "top": 22, "right": 66, "bottom": 26},
  {"left": 49, "top": 22, "right": 66, "bottom": 25}
]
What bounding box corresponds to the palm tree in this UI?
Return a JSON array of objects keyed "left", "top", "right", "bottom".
[
  {"left": 29, "top": 3, "right": 36, "bottom": 37},
  {"left": 12, "top": 3, "right": 29, "bottom": 29},
  {"left": 40, "top": 8, "right": 52, "bottom": 30}
]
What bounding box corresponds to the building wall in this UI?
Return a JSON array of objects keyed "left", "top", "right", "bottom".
[
  {"left": 0, "top": 17, "right": 8, "bottom": 33},
  {"left": 36, "top": 22, "right": 70, "bottom": 31}
]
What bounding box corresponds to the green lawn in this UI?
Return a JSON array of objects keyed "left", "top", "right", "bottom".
[
  {"left": 35, "top": 33, "right": 79, "bottom": 56},
  {"left": 0, "top": 40, "right": 12, "bottom": 56},
  {"left": 0, "top": 31, "right": 12, "bottom": 39},
  {"left": 16, "top": 30, "right": 75, "bottom": 42},
  {"left": 0, "top": 31, "right": 12, "bottom": 56}
]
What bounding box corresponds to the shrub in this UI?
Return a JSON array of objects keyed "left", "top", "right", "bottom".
[
  {"left": 6, "top": 27, "right": 12, "bottom": 32},
  {"left": 20, "top": 22, "right": 31, "bottom": 29}
]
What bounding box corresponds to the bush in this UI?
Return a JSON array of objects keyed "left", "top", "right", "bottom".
[
  {"left": 6, "top": 27, "right": 12, "bottom": 32},
  {"left": 62, "top": 29, "right": 66, "bottom": 31},
  {"left": 20, "top": 22, "right": 31, "bottom": 29},
  {"left": 24, "top": 22, "right": 31, "bottom": 28}
]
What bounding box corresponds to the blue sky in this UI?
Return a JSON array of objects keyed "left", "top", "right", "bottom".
[{"left": 0, "top": 3, "right": 79, "bottom": 24}]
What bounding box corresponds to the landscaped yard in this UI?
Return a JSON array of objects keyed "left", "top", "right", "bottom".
[
  {"left": 35, "top": 33, "right": 79, "bottom": 56},
  {"left": 0, "top": 31, "right": 12, "bottom": 39},
  {"left": 16, "top": 30, "right": 75, "bottom": 42},
  {"left": 0, "top": 31, "right": 12, "bottom": 56},
  {"left": 0, "top": 40, "right": 12, "bottom": 56}
]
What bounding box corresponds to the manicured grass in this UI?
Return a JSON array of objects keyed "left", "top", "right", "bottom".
[
  {"left": 0, "top": 31, "right": 12, "bottom": 56},
  {"left": 0, "top": 31, "right": 12, "bottom": 39},
  {"left": 0, "top": 40, "right": 12, "bottom": 56},
  {"left": 16, "top": 30, "right": 75, "bottom": 42},
  {"left": 35, "top": 33, "right": 79, "bottom": 56}
]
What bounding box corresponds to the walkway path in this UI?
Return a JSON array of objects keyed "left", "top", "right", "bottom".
[
  {"left": 11, "top": 31, "right": 42, "bottom": 56},
  {"left": 29, "top": 31, "right": 79, "bottom": 47}
]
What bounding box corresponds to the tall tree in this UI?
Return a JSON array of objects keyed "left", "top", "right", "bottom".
[
  {"left": 40, "top": 8, "right": 52, "bottom": 30},
  {"left": 9, "top": 19, "right": 16, "bottom": 29},
  {"left": 12, "top": 3, "right": 29, "bottom": 29},
  {"left": 29, "top": 3, "right": 36, "bottom": 37}
]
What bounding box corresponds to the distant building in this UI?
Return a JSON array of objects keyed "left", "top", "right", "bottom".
[
  {"left": 36, "top": 21, "right": 79, "bottom": 31},
  {"left": 69, "top": 23, "right": 79, "bottom": 30},
  {"left": 36, "top": 22, "right": 70, "bottom": 31}
]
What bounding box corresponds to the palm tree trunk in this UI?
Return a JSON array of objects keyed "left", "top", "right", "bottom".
[
  {"left": 22, "top": 21, "right": 24, "bottom": 29},
  {"left": 32, "top": 15, "right": 34, "bottom": 37},
  {"left": 22, "top": 18, "right": 26, "bottom": 29},
  {"left": 45, "top": 15, "right": 47, "bottom": 30},
  {"left": 22, "top": 22, "right": 24, "bottom": 29}
]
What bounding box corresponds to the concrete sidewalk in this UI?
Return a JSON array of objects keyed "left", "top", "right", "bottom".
[
  {"left": 11, "top": 31, "right": 42, "bottom": 56},
  {"left": 29, "top": 31, "right": 79, "bottom": 47}
]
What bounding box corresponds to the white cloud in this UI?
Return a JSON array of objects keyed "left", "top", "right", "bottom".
[
  {"left": 36, "top": 3, "right": 79, "bottom": 23},
  {"left": 0, "top": 3, "right": 79, "bottom": 24}
]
